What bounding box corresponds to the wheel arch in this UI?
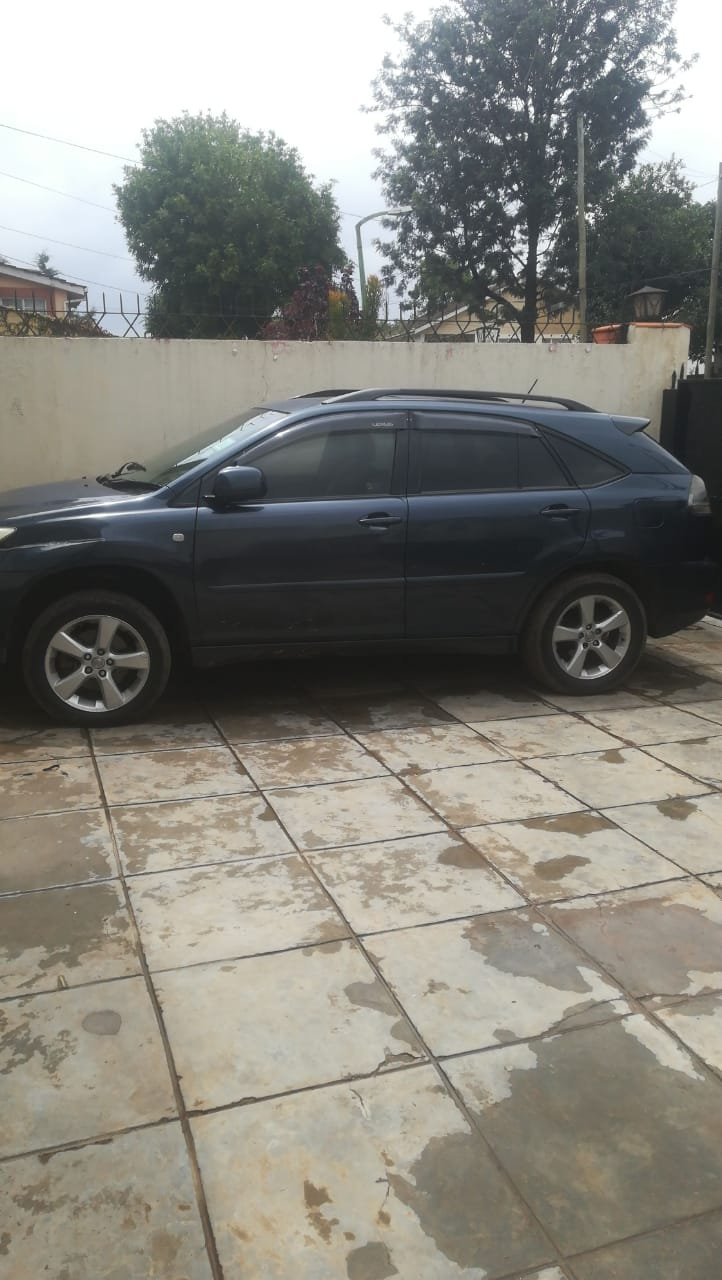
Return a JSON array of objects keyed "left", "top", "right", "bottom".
[
  {"left": 518, "top": 559, "right": 647, "bottom": 636},
  {"left": 9, "top": 566, "right": 189, "bottom": 664}
]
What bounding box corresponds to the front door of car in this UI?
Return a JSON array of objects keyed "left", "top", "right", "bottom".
[
  {"left": 405, "top": 411, "right": 591, "bottom": 636},
  {"left": 193, "top": 411, "right": 408, "bottom": 644}
]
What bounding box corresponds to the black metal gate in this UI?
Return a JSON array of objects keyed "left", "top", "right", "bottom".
[
  {"left": 661, "top": 378, "right": 722, "bottom": 503},
  {"left": 661, "top": 377, "right": 722, "bottom": 612}
]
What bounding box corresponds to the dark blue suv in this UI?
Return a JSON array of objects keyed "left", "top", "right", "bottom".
[{"left": 0, "top": 387, "right": 716, "bottom": 725}]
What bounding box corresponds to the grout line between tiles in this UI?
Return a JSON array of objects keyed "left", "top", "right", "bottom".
[
  {"left": 0, "top": 1114, "right": 183, "bottom": 1168},
  {"left": 86, "top": 743, "right": 226, "bottom": 1280},
  {"left": 563, "top": 1200, "right": 722, "bottom": 1269}
]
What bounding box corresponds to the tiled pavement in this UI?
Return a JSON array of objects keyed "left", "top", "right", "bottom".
[{"left": 3, "top": 625, "right": 722, "bottom": 1278}]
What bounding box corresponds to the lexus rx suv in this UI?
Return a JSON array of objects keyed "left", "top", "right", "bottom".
[{"left": 0, "top": 387, "right": 716, "bottom": 725}]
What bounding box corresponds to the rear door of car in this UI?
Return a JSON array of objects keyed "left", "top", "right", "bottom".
[{"left": 405, "top": 410, "right": 591, "bottom": 637}]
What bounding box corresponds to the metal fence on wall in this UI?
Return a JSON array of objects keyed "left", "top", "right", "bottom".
[{"left": 0, "top": 292, "right": 583, "bottom": 343}]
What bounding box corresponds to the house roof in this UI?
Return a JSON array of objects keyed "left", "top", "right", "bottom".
[
  {"left": 0, "top": 262, "right": 87, "bottom": 298},
  {"left": 410, "top": 304, "right": 477, "bottom": 335}
]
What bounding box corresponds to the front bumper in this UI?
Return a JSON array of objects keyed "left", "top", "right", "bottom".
[{"left": 0, "top": 571, "right": 25, "bottom": 663}]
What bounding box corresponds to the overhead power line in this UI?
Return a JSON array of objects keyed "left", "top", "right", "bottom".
[
  {"left": 0, "top": 224, "right": 132, "bottom": 262},
  {"left": 0, "top": 121, "right": 135, "bottom": 164},
  {"left": 0, "top": 170, "right": 116, "bottom": 212}
]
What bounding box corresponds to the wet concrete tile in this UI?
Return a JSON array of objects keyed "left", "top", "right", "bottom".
[
  {"left": 368, "top": 912, "right": 627, "bottom": 1056},
  {"left": 193, "top": 1066, "right": 552, "bottom": 1280},
  {"left": 0, "top": 1122, "right": 212, "bottom": 1280},
  {"left": 0, "top": 758, "right": 101, "bottom": 819},
  {"left": 0, "top": 880, "right": 139, "bottom": 998},
  {"left": 0, "top": 977, "right": 175, "bottom": 1157},
  {"left": 318, "top": 691, "right": 454, "bottom": 731},
  {"left": 473, "top": 714, "right": 620, "bottom": 759},
  {"left": 653, "top": 991, "right": 722, "bottom": 1074},
  {"left": 0, "top": 810, "right": 115, "bottom": 895},
  {"left": 267, "top": 775, "right": 442, "bottom": 850},
  {"left": 408, "top": 760, "right": 581, "bottom": 827},
  {"left": 447, "top": 1015, "right": 722, "bottom": 1254},
  {"left": 157, "top": 941, "right": 424, "bottom": 1109},
  {"left": 571, "top": 1211, "right": 722, "bottom": 1280},
  {"left": 533, "top": 747, "right": 702, "bottom": 809},
  {"left": 309, "top": 833, "right": 523, "bottom": 933},
  {"left": 467, "top": 812, "right": 682, "bottom": 901},
  {"left": 96, "top": 745, "right": 254, "bottom": 806},
  {"left": 91, "top": 706, "right": 221, "bottom": 754},
  {"left": 645, "top": 734, "right": 722, "bottom": 785},
  {"left": 111, "top": 792, "right": 293, "bottom": 875},
  {"left": 581, "top": 703, "right": 720, "bottom": 745},
  {"left": 357, "top": 723, "right": 506, "bottom": 772},
  {"left": 128, "top": 855, "right": 347, "bottom": 970},
  {"left": 0, "top": 722, "right": 89, "bottom": 764},
  {"left": 603, "top": 793, "right": 722, "bottom": 874},
  {"left": 537, "top": 689, "right": 648, "bottom": 712},
  {"left": 687, "top": 696, "right": 722, "bottom": 725},
  {"left": 629, "top": 665, "right": 722, "bottom": 703},
  {"left": 433, "top": 687, "right": 552, "bottom": 722},
  {"left": 237, "top": 734, "right": 388, "bottom": 788},
  {"left": 546, "top": 878, "right": 722, "bottom": 998},
  {"left": 211, "top": 697, "right": 342, "bottom": 743}
]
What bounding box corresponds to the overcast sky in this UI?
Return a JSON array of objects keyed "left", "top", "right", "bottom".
[{"left": 1, "top": 0, "right": 717, "bottom": 329}]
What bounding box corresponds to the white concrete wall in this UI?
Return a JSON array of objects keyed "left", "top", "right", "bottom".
[{"left": 0, "top": 325, "right": 689, "bottom": 489}]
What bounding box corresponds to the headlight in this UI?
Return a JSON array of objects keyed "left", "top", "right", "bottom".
[{"left": 0, "top": 527, "right": 16, "bottom": 544}]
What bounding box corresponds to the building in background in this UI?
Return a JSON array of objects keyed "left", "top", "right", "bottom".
[{"left": 0, "top": 262, "right": 87, "bottom": 318}]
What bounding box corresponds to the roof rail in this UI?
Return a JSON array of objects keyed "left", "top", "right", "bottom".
[
  {"left": 297, "top": 389, "right": 357, "bottom": 398},
  {"left": 324, "top": 387, "right": 595, "bottom": 412}
]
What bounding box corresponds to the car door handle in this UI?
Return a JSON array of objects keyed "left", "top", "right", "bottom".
[
  {"left": 358, "top": 513, "right": 403, "bottom": 528},
  {"left": 540, "top": 504, "right": 583, "bottom": 518}
]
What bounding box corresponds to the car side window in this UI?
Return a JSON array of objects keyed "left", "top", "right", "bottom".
[
  {"left": 419, "top": 428, "right": 517, "bottom": 493},
  {"left": 518, "top": 436, "right": 571, "bottom": 489},
  {"left": 252, "top": 428, "right": 396, "bottom": 501},
  {"left": 547, "top": 434, "right": 625, "bottom": 486}
]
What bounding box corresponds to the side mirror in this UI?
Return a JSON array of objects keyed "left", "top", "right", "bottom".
[{"left": 212, "top": 465, "right": 266, "bottom": 507}]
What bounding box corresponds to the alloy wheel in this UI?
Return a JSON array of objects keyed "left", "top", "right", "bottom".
[
  {"left": 551, "top": 594, "right": 631, "bottom": 681},
  {"left": 44, "top": 613, "right": 151, "bottom": 713}
]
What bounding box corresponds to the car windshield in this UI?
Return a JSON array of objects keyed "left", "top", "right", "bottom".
[{"left": 121, "top": 407, "right": 288, "bottom": 487}]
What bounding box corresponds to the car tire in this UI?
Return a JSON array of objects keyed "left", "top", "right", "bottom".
[
  {"left": 23, "top": 591, "right": 172, "bottom": 726},
  {"left": 521, "top": 573, "right": 646, "bottom": 695}
]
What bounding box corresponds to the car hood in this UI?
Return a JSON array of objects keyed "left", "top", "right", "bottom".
[{"left": 0, "top": 477, "right": 140, "bottom": 521}]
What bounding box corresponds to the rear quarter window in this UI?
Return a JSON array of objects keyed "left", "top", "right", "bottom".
[
  {"left": 624, "top": 431, "right": 689, "bottom": 474},
  {"left": 546, "top": 434, "right": 625, "bottom": 486}
]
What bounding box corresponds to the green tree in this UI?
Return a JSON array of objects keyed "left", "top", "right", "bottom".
[
  {"left": 115, "top": 112, "right": 344, "bottom": 338},
  {"left": 560, "top": 159, "right": 715, "bottom": 356},
  {"left": 359, "top": 274, "right": 384, "bottom": 338},
  {"left": 35, "top": 251, "right": 59, "bottom": 278},
  {"left": 370, "top": 0, "right": 692, "bottom": 340}
]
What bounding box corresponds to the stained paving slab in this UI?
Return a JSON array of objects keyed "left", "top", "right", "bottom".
[
  {"left": 2, "top": 624, "right": 722, "bottom": 1276},
  {"left": 0, "top": 1123, "right": 212, "bottom": 1280},
  {"left": 192, "top": 1067, "right": 554, "bottom": 1279},
  {"left": 447, "top": 1016, "right": 722, "bottom": 1255}
]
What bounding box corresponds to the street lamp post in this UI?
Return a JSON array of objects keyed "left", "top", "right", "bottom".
[{"left": 355, "top": 208, "right": 411, "bottom": 309}]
